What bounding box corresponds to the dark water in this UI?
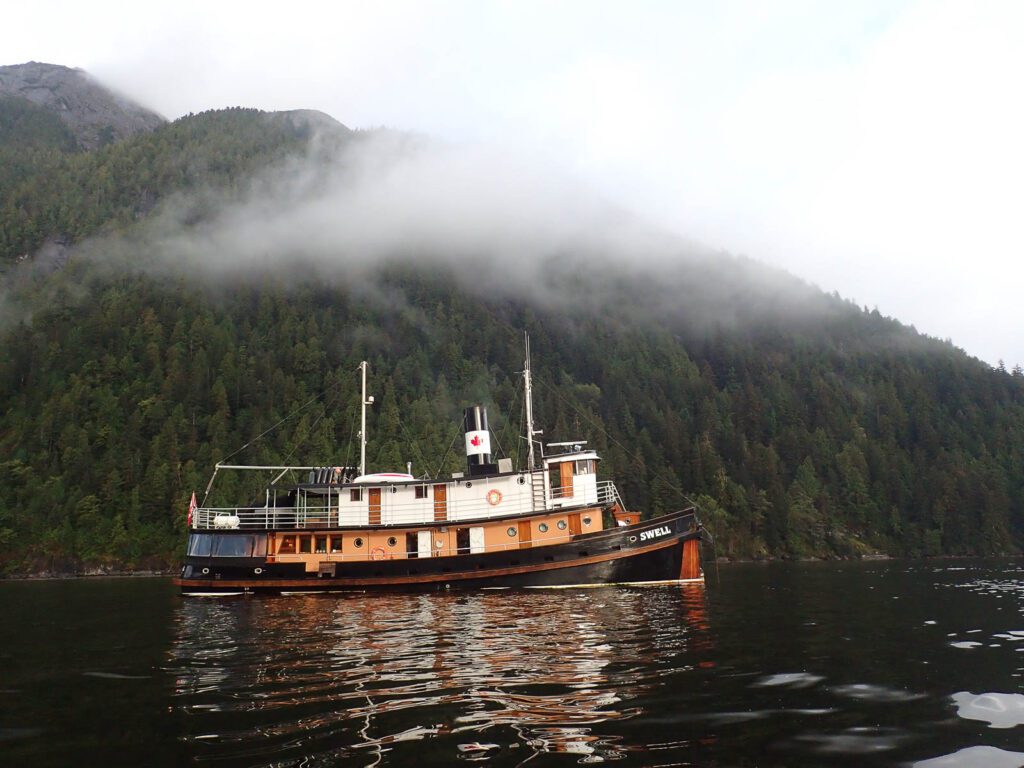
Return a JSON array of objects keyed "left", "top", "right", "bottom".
[{"left": 2, "top": 560, "right": 1023, "bottom": 767}]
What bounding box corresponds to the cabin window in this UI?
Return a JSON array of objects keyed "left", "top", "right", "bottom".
[
  {"left": 549, "top": 463, "right": 570, "bottom": 495},
  {"left": 582, "top": 516, "right": 593, "bottom": 527},
  {"left": 415, "top": 485, "right": 427, "bottom": 499},
  {"left": 278, "top": 536, "right": 296, "bottom": 554},
  {"left": 575, "top": 459, "right": 596, "bottom": 475},
  {"left": 350, "top": 488, "right": 362, "bottom": 502},
  {"left": 329, "top": 536, "right": 343, "bottom": 553},
  {"left": 557, "top": 520, "right": 567, "bottom": 530},
  {"left": 387, "top": 536, "right": 398, "bottom": 548},
  {"left": 538, "top": 523, "right": 549, "bottom": 533},
  {"left": 252, "top": 536, "right": 268, "bottom": 557},
  {"left": 315, "top": 536, "right": 327, "bottom": 554},
  {"left": 353, "top": 537, "right": 364, "bottom": 548},
  {"left": 299, "top": 536, "right": 312, "bottom": 554},
  {"left": 507, "top": 527, "right": 517, "bottom": 537}
]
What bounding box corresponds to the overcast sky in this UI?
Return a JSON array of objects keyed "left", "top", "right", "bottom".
[{"left": 5, "top": 0, "right": 1022, "bottom": 366}]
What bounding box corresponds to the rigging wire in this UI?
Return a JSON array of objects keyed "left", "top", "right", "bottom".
[
  {"left": 494, "top": 386, "right": 522, "bottom": 465},
  {"left": 395, "top": 407, "right": 435, "bottom": 478},
  {"left": 532, "top": 371, "right": 700, "bottom": 511},
  {"left": 203, "top": 374, "right": 348, "bottom": 502},
  {"left": 277, "top": 382, "right": 342, "bottom": 467},
  {"left": 433, "top": 420, "right": 465, "bottom": 479},
  {"left": 341, "top": 401, "right": 357, "bottom": 474},
  {"left": 214, "top": 388, "right": 326, "bottom": 467}
]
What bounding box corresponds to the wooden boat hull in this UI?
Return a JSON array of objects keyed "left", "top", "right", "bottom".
[{"left": 173, "top": 509, "right": 703, "bottom": 594}]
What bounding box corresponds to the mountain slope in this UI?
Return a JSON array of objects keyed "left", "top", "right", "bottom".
[
  {"left": 0, "top": 100, "right": 1022, "bottom": 575},
  {"left": 0, "top": 62, "right": 164, "bottom": 149},
  {"left": 0, "top": 106, "right": 350, "bottom": 267}
]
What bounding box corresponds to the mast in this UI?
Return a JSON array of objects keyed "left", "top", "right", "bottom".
[
  {"left": 359, "top": 361, "right": 374, "bottom": 477},
  {"left": 523, "top": 333, "right": 539, "bottom": 470}
]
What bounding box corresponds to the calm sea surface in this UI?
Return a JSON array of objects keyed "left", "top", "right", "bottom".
[{"left": 2, "top": 560, "right": 1023, "bottom": 767}]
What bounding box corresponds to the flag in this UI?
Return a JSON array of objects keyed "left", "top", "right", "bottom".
[{"left": 187, "top": 491, "right": 197, "bottom": 527}]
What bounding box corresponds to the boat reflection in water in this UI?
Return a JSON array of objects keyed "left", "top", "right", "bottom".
[{"left": 168, "top": 585, "right": 711, "bottom": 765}]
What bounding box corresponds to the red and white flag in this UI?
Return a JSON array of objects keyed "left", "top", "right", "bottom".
[{"left": 187, "top": 491, "right": 197, "bottom": 527}]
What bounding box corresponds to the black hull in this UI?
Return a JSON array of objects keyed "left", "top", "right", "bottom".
[{"left": 174, "top": 509, "right": 703, "bottom": 594}]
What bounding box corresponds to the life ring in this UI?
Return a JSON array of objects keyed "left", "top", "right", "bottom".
[
  {"left": 487, "top": 489, "right": 503, "bottom": 506},
  {"left": 370, "top": 547, "right": 386, "bottom": 561}
]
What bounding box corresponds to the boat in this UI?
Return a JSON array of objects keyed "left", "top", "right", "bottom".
[{"left": 173, "top": 344, "right": 705, "bottom": 595}]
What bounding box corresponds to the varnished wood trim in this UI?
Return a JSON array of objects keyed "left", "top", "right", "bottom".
[{"left": 680, "top": 538, "right": 701, "bottom": 580}]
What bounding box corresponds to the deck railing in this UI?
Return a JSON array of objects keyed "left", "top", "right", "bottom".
[{"left": 192, "top": 480, "right": 625, "bottom": 530}]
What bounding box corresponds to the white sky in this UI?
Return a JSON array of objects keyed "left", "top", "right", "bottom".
[{"left": 5, "top": 0, "right": 1023, "bottom": 366}]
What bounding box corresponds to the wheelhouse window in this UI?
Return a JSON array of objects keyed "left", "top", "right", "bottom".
[
  {"left": 187, "top": 534, "right": 213, "bottom": 557},
  {"left": 415, "top": 485, "right": 428, "bottom": 499},
  {"left": 350, "top": 488, "right": 362, "bottom": 502},
  {"left": 213, "top": 536, "right": 251, "bottom": 557},
  {"left": 278, "top": 536, "right": 296, "bottom": 554},
  {"left": 315, "top": 536, "right": 327, "bottom": 554},
  {"left": 329, "top": 536, "right": 343, "bottom": 553},
  {"left": 575, "top": 459, "right": 596, "bottom": 475},
  {"left": 298, "top": 536, "right": 312, "bottom": 554},
  {"left": 188, "top": 534, "right": 268, "bottom": 557}
]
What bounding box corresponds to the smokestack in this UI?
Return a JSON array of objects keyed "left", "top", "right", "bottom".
[{"left": 463, "top": 405, "right": 496, "bottom": 477}]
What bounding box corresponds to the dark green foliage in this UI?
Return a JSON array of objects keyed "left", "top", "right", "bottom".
[
  {"left": 1, "top": 108, "right": 1022, "bottom": 574},
  {"left": 0, "top": 107, "right": 333, "bottom": 265}
]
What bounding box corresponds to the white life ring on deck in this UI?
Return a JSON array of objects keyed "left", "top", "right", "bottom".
[
  {"left": 370, "top": 547, "right": 386, "bottom": 561},
  {"left": 486, "top": 489, "right": 503, "bottom": 506}
]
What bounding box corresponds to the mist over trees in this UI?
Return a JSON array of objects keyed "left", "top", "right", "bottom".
[{"left": 1, "top": 104, "right": 1022, "bottom": 574}]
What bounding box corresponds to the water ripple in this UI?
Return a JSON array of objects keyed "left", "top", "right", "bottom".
[{"left": 168, "top": 587, "right": 711, "bottom": 764}]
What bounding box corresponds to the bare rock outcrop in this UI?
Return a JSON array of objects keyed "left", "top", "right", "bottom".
[{"left": 0, "top": 61, "right": 165, "bottom": 149}]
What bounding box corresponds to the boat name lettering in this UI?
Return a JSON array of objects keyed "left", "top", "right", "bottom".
[{"left": 639, "top": 526, "right": 671, "bottom": 542}]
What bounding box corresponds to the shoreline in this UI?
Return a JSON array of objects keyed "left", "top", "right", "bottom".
[
  {"left": 6, "top": 552, "right": 1021, "bottom": 581},
  {"left": 1, "top": 569, "right": 173, "bottom": 582}
]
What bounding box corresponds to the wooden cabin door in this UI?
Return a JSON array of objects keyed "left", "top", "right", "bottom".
[
  {"left": 517, "top": 520, "right": 532, "bottom": 548},
  {"left": 568, "top": 513, "right": 582, "bottom": 536},
  {"left": 560, "top": 462, "right": 575, "bottom": 499},
  {"left": 369, "top": 488, "right": 381, "bottom": 525},
  {"left": 433, "top": 484, "right": 447, "bottom": 522}
]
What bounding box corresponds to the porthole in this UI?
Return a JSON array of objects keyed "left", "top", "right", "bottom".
[
  {"left": 628, "top": 535, "right": 637, "bottom": 543},
  {"left": 557, "top": 520, "right": 567, "bottom": 530},
  {"left": 465, "top": 481, "right": 473, "bottom": 488},
  {"left": 582, "top": 516, "right": 592, "bottom": 526},
  {"left": 254, "top": 567, "right": 263, "bottom": 575},
  {"left": 387, "top": 536, "right": 398, "bottom": 547},
  {"left": 507, "top": 527, "right": 517, "bottom": 537},
  {"left": 354, "top": 537, "right": 364, "bottom": 548},
  {"left": 517, "top": 475, "right": 526, "bottom": 485},
  {"left": 201, "top": 567, "right": 210, "bottom": 575},
  {"left": 390, "top": 486, "right": 398, "bottom": 494},
  {"left": 539, "top": 523, "right": 549, "bottom": 533}
]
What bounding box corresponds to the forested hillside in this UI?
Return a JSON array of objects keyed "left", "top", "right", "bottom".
[{"left": 1, "top": 103, "right": 1022, "bottom": 575}]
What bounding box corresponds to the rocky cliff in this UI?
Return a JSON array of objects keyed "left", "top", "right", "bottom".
[{"left": 0, "top": 61, "right": 165, "bottom": 149}]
